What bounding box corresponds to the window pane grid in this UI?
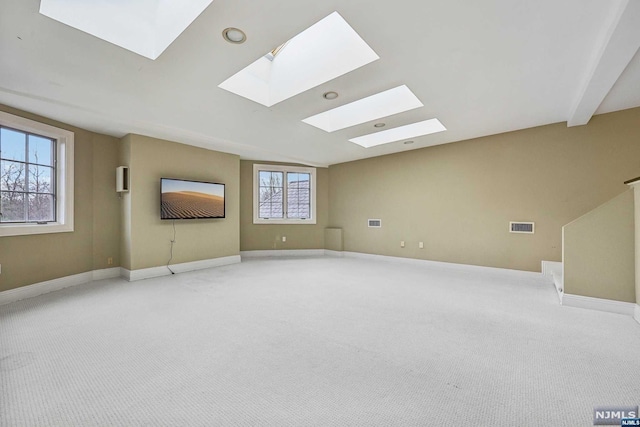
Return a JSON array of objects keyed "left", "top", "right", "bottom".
[
  {"left": 286, "top": 172, "right": 310, "bottom": 219},
  {"left": 0, "top": 159, "right": 53, "bottom": 168},
  {"left": 0, "top": 190, "right": 55, "bottom": 195},
  {"left": 258, "top": 171, "right": 284, "bottom": 219},
  {"left": 0, "top": 125, "right": 56, "bottom": 223},
  {"left": 253, "top": 164, "right": 315, "bottom": 224},
  {"left": 256, "top": 169, "right": 312, "bottom": 220}
]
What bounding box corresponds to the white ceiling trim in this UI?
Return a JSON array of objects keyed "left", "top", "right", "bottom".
[{"left": 567, "top": 0, "right": 640, "bottom": 127}]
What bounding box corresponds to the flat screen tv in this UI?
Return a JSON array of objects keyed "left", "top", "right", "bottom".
[{"left": 160, "top": 178, "right": 225, "bottom": 220}]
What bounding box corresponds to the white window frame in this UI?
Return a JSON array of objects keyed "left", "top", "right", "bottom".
[
  {"left": 253, "top": 163, "right": 316, "bottom": 225},
  {"left": 0, "top": 111, "right": 74, "bottom": 237}
]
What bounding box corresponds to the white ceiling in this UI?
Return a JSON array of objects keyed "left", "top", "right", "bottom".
[{"left": 1, "top": 0, "right": 639, "bottom": 167}]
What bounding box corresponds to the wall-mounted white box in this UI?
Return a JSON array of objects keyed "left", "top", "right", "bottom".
[{"left": 116, "top": 166, "right": 129, "bottom": 192}]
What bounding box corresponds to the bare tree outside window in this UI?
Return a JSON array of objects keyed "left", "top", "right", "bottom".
[
  {"left": 0, "top": 127, "right": 55, "bottom": 223},
  {"left": 1, "top": 161, "right": 26, "bottom": 221},
  {"left": 259, "top": 171, "right": 284, "bottom": 218},
  {"left": 253, "top": 164, "right": 316, "bottom": 224}
]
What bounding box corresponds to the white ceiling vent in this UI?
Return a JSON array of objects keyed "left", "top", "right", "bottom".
[
  {"left": 368, "top": 219, "right": 382, "bottom": 228},
  {"left": 510, "top": 222, "right": 535, "bottom": 234}
]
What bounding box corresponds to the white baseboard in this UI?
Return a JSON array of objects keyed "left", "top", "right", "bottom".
[
  {"left": 540, "top": 261, "right": 563, "bottom": 303},
  {"left": 122, "top": 255, "right": 241, "bottom": 281},
  {"left": 1, "top": 257, "right": 242, "bottom": 304},
  {"left": 120, "top": 267, "right": 132, "bottom": 281},
  {"left": 240, "top": 249, "right": 325, "bottom": 258},
  {"left": 324, "top": 250, "right": 344, "bottom": 257},
  {"left": 634, "top": 304, "right": 640, "bottom": 325},
  {"left": 541, "top": 260, "right": 561, "bottom": 280},
  {"left": 562, "top": 293, "right": 636, "bottom": 316},
  {"left": 92, "top": 267, "right": 121, "bottom": 281},
  {"left": 241, "top": 250, "right": 540, "bottom": 280},
  {"left": 0, "top": 271, "right": 93, "bottom": 306},
  {"left": 341, "top": 251, "right": 542, "bottom": 279}
]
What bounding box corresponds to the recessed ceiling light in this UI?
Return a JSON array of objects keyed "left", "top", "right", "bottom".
[
  {"left": 349, "top": 118, "right": 446, "bottom": 148},
  {"left": 222, "top": 27, "right": 246, "bottom": 44},
  {"left": 403, "top": 140, "right": 414, "bottom": 144},
  {"left": 374, "top": 123, "right": 385, "bottom": 128},
  {"left": 323, "top": 91, "right": 339, "bottom": 100}
]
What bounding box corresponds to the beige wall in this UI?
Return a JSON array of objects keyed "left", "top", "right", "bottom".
[
  {"left": 329, "top": 107, "right": 640, "bottom": 272},
  {"left": 119, "top": 135, "right": 132, "bottom": 270},
  {"left": 632, "top": 184, "right": 640, "bottom": 306},
  {"left": 0, "top": 105, "right": 120, "bottom": 292},
  {"left": 239, "top": 161, "right": 329, "bottom": 251},
  {"left": 325, "top": 228, "right": 343, "bottom": 252},
  {"left": 122, "top": 134, "right": 239, "bottom": 271},
  {"left": 563, "top": 190, "right": 635, "bottom": 302},
  {"left": 637, "top": 187, "right": 640, "bottom": 306},
  {"left": 93, "top": 133, "right": 122, "bottom": 270},
  {"left": 3, "top": 104, "right": 639, "bottom": 296}
]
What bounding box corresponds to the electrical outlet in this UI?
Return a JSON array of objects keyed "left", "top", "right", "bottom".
[
  {"left": 107, "top": 257, "right": 113, "bottom": 265},
  {"left": 282, "top": 236, "right": 286, "bottom": 242},
  {"left": 400, "top": 241, "right": 405, "bottom": 248},
  {"left": 419, "top": 242, "right": 424, "bottom": 249}
]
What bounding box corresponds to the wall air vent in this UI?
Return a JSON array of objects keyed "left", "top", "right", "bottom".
[
  {"left": 510, "top": 222, "right": 534, "bottom": 234},
  {"left": 368, "top": 219, "right": 382, "bottom": 228}
]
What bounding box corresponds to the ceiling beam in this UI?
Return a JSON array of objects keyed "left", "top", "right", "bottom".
[{"left": 567, "top": 0, "right": 640, "bottom": 127}]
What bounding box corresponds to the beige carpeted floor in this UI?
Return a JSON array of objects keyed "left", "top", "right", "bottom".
[{"left": 1, "top": 256, "right": 639, "bottom": 426}]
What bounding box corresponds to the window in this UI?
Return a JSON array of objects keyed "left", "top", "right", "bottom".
[
  {"left": 0, "top": 111, "right": 74, "bottom": 237},
  {"left": 253, "top": 164, "right": 316, "bottom": 224}
]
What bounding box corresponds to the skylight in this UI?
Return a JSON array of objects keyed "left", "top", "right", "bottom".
[
  {"left": 264, "top": 42, "right": 289, "bottom": 61},
  {"left": 302, "top": 85, "right": 423, "bottom": 132},
  {"left": 218, "top": 12, "right": 380, "bottom": 107},
  {"left": 350, "top": 119, "right": 447, "bottom": 148},
  {"left": 39, "top": 0, "right": 213, "bottom": 60}
]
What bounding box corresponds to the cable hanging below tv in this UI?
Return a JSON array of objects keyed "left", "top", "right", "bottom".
[{"left": 160, "top": 178, "right": 225, "bottom": 220}]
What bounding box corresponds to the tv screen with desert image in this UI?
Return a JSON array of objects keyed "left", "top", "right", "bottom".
[{"left": 160, "top": 178, "right": 225, "bottom": 220}]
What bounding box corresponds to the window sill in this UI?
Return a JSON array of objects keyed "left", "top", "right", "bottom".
[
  {"left": 253, "top": 219, "right": 317, "bottom": 225},
  {"left": 0, "top": 222, "right": 74, "bottom": 237}
]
